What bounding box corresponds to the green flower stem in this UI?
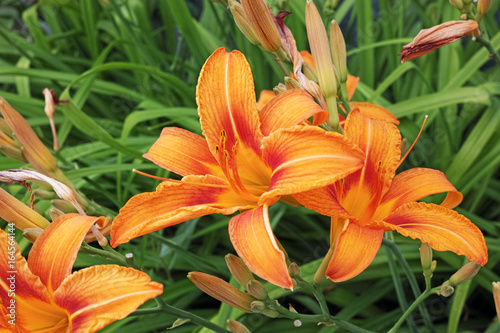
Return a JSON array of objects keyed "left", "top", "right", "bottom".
[
  {"left": 387, "top": 286, "right": 440, "bottom": 333},
  {"left": 271, "top": 304, "right": 375, "bottom": 333},
  {"left": 79, "top": 242, "right": 142, "bottom": 270},
  {"left": 475, "top": 35, "right": 500, "bottom": 64},
  {"left": 131, "top": 302, "right": 231, "bottom": 333},
  {"left": 382, "top": 239, "right": 434, "bottom": 331},
  {"left": 295, "top": 279, "right": 330, "bottom": 316}
]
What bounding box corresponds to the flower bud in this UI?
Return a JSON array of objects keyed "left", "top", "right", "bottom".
[
  {"left": 240, "top": 0, "right": 282, "bottom": 54},
  {"left": 52, "top": 199, "right": 78, "bottom": 213},
  {"left": 476, "top": 0, "right": 492, "bottom": 22},
  {"left": 0, "top": 187, "right": 50, "bottom": 230},
  {"left": 188, "top": 272, "right": 255, "bottom": 312},
  {"left": 229, "top": 0, "right": 261, "bottom": 47},
  {"left": 493, "top": 282, "right": 500, "bottom": 323},
  {"left": 23, "top": 228, "right": 44, "bottom": 243},
  {"left": 33, "top": 189, "right": 57, "bottom": 200},
  {"left": 0, "top": 144, "right": 26, "bottom": 162},
  {"left": 250, "top": 300, "right": 265, "bottom": 313},
  {"left": 227, "top": 320, "right": 251, "bottom": 333},
  {"left": 420, "top": 243, "right": 433, "bottom": 276},
  {"left": 284, "top": 77, "right": 303, "bottom": 90},
  {"left": 43, "top": 88, "right": 59, "bottom": 152},
  {"left": 225, "top": 254, "right": 255, "bottom": 289},
  {"left": 449, "top": 0, "right": 464, "bottom": 10},
  {"left": 449, "top": 262, "right": 481, "bottom": 286},
  {"left": 246, "top": 280, "right": 268, "bottom": 300},
  {"left": 273, "top": 83, "right": 287, "bottom": 95},
  {"left": 288, "top": 262, "right": 300, "bottom": 277},
  {"left": 49, "top": 207, "right": 65, "bottom": 221},
  {"left": 329, "top": 20, "right": 347, "bottom": 84}
]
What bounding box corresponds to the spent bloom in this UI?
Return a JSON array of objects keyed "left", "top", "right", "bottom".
[
  {"left": 295, "top": 110, "right": 487, "bottom": 282},
  {"left": 111, "top": 48, "right": 364, "bottom": 289},
  {"left": 399, "top": 20, "right": 479, "bottom": 63}
]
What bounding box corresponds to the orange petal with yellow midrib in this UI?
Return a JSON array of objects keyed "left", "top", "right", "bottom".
[
  {"left": 261, "top": 125, "right": 364, "bottom": 203},
  {"left": 197, "top": 48, "right": 263, "bottom": 162},
  {"left": 259, "top": 89, "right": 328, "bottom": 136},
  {"left": 55, "top": 265, "right": 163, "bottom": 333},
  {"left": 111, "top": 175, "right": 256, "bottom": 247},
  {"left": 373, "top": 202, "right": 488, "bottom": 266},
  {"left": 229, "top": 206, "right": 293, "bottom": 289},
  {"left": 28, "top": 214, "right": 106, "bottom": 294},
  {"left": 144, "top": 127, "right": 223, "bottom": 178},
  {"left": 325, "top": 220, "right": 384, "bottom": 282}
]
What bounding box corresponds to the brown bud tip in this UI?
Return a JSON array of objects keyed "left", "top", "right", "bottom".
[
  {"left": 227, "top": 320, "right": 251, "bottom": 333},
  {"left": 23, "top": 228, "right": 44, "bottom": 243},
  {"left": 440, "top": 282, "right": 455, "bottom": 297},
  {"left": 246, "top": 280, "right": 268, "bottom": 300},
  {"left": 449, "top": 262, "right": 481, "bottom": 286},
  {"left": 225, "top": 254, "right": 255, "bottom": 289}
]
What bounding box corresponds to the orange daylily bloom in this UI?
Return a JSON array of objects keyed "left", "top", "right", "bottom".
[
  {"left": 111, "top": 48, "right": 364, "bottom": 289},
  {"left": 0, "top": 213, "right": 162, "bottom": 332},
  {"left": 294, "top": 110, "right": 488, "bottom": 282}
]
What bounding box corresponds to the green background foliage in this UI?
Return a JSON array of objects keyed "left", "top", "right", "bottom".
[{"left": 0, "top": 0, "right": 499, "bottom": 331}]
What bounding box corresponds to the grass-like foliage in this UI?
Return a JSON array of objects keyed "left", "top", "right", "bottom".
[{"left": 0, "top": 0, "right": 499, "bottom": 332}]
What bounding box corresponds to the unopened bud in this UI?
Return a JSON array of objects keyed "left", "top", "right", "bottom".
[
  {"left": 250, "top": 300, "right": 266, "bottom": 313},
  {"left": 449, "top": 262, "right": 481, "bottom": 286},
  {"left": 0, "top": 144, "right": 26, "bottom": 162},
  {"left": 302, "top": 62, "right": 318, "bottom": 82},
  {"left": 329, "top": 20, "right": 347, "bottom": 84},
  {"left": 440, "top": 283, "right": 455, "bottom": 297},
  {"left": 229, "top": 0, "right": 261, "bottom": 47},
  {"left": 476, "top": 0, "right": 492, "bottom": 22},
  {"left": 289, "top": 304, "right": 298, "bottom": 313},
  {"left": 225, "top": 254, "right": 255, "bottom": 289},
  {"left": 246, "top": 280, "right": 268, "bottom": 300},
  {"left": 52, "top": 199, "right": 78, "bottom": 213},
  {"left": 49, "top": 207, "right": 65, "bottom": 221},
  {"left": 284, "top": 77, "right": 303, "bottom": 90},
  {"left": 188, "top": 272, "right": 255, "bottom": 312},
  {"left": 449, "top": 0, "right": 464, "bottom": 10},
  {"left": 420, "top": 243, "right": 433, "bottom": 275},
  {"left": 288, "top": 262, "right": 300, "bottom": 277},
  {"left": 33, "top": 189, "right": 57, "bottom": 200},
  {"left": 492, "top": 282, "right": 500, "bottom": 322},
  {"left": 23, "top": 228, "right": 44, "bottom": 243},
  {"left": 43, "top": 88, "right": 59, "bottom": 152},
  {"left": 227, "top": 320, "right": 251, "bottom": 333},
  {"left": 273, "top": 83, "right": 287, "bottom": 95},
  {"left": 241, "top": 0, "right": 283, "bottom": 54},
  {"left": 0, "top": 187, "right": 50, "bottom": 230}
]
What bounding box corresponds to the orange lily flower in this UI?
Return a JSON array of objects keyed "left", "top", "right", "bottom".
[
  {"left": 294, "top": 110, "right": 488, "bottom": 282},
  {"left": 111, "top": 48, "right": 364, "bottom": 289},
  {"left": 0, "top": 213, "right": 163, "bottom": 332}
]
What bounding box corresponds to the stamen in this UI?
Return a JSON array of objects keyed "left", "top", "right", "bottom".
[
  {"left": 20, "top": 181, "right": 34, "bottom": 210},
  {"left": 132, "top": 169, "right": 171, "bottom": 181},
  {"left": 397, "top": 115, "right": 428, "bottom": 168}
]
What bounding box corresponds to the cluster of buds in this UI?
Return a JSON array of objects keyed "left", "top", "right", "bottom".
[
  {"left": 188, "top": 254, "right": 285, "bottom": 326},
  {"left": 439, "top": 262, "right": 481, "bottom": 297}
]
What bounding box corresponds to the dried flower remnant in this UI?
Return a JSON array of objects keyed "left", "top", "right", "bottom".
[{"left": 399, "top": 20, "right": 479, "bottom": 63}]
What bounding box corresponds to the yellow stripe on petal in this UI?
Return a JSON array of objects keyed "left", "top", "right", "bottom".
[
  {"left": 374, "top": 168, "right": 463, "bottom": 221},
  {"left": 260, "top": 89, "right": 328, "bottom": 136},
  {"left": 54, "top": 265, "right": 163, "bottom": 333},
  {"left": 28, "top": 214, "right": 106, "bottom": 294},
  {"left": 261, "top": 125, "right": 363, "bottom": 203},
  {"left": 325, "top": 220, "right": 384, "bottom": 282},
  {"left": 197, "top": 48, "right": 263, "bottom": 160},
  {"left": 144, "top": 127, "right": 222, "bottom": 177},
  {"left": 376, "top": 202, "right": 488, "bottom": 266},
  {"left": 229, "top": 206, "right": 293, "bottom": 289},
  {"left": 111, "top": 175, "right": 256, "bottom": 247}
]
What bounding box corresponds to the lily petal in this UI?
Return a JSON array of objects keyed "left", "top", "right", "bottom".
[
  {"left": 261, "top": 125, "right": 364, "bottom": 203},
  {"left": 256, "top": 90, "right": 275, "bottom": 111},
  {"left": 0, "top": 230, "right": 67, "bottom": 332},
  {"left": 259, "top": 89, "right": 328, "bottom": 136},
  {"left": 28, "top": 214, "right": 106, "bottom": 294},
  {"left": 373, "top": 202, "right": 488, "bottom": 266},
  {"left": 229, "top": 206, "right": 293, "bottom": 289},
  {"left": 351, "top": 102, "right": 400, "bottom": 125},
  {"left": 144, "top": 127, "right": 222, "bottom": 177},
  {"left": 197, "top": 48, "right": 263, "bottom": 160},
  {"left": 326, "top": 220, "right": 384, "bottom": 282},
  {"left": 346, "top": 75, "right": 360, "bottom": 100},
  {"left": 111, "top": 175, "right": 255, "bottom": 247},
  {"left": 374, "top": 168, "right": 463, "bottom": 221},
  {"left": 341, "top": 110, "right": 401, "bottom": 223},
  {"left": 293, "top": 184, "right": 350, "bottom": 219},
  {"left": 54, "top": 265, "right": 163, "bottom": 333}
]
